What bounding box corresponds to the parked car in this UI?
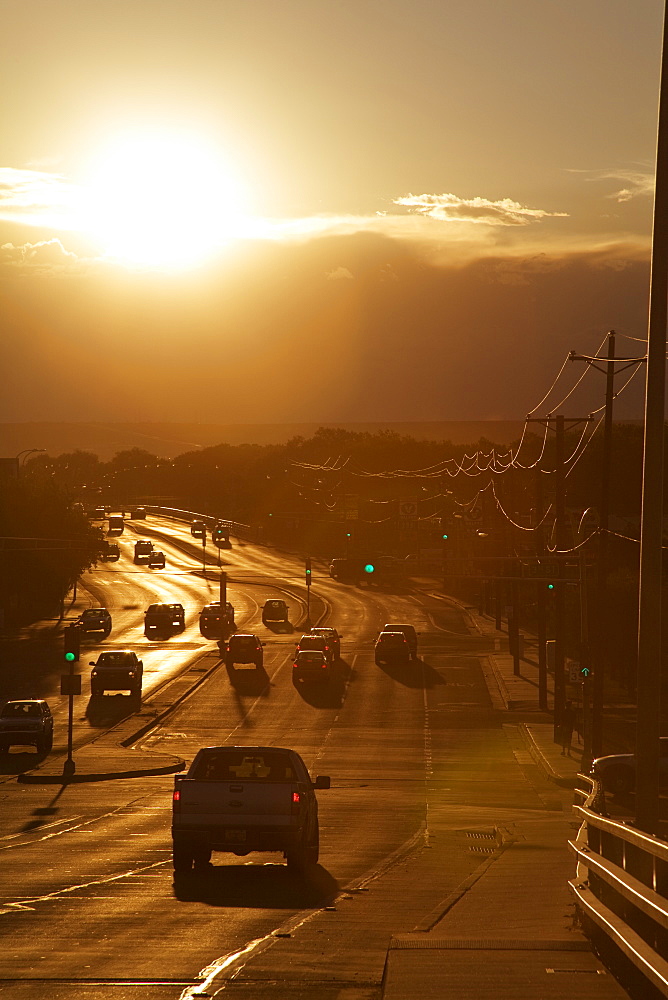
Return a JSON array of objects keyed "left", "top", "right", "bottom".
[
  {"left": 223, "top": 634, "right": 264, "bottom": 668},
  {"left": 374, "top": 631, "right": 410, "bottom": 666},
  {"left": 90, "top": 650, "right": 143, "bottom": 697},
  {"left": 590, "top": 738, "right": 668, "bottom": 794},
  {"left": 134, "top": 539, "right": 154, "bottom": 564},
  {"left": 293, "top": 650, "right": 331, "bottom": 683},
  {"left": 147, "top": 550, "right": 166, "bottom": 569},
  {"left": 171, "top": 745, "right": 330, "bottom": 873},
  {"left": 309, "top": 627, "right": 343, "bottom": 661},
  {"left": 199, "top": 602, "right": 235, "bottom": 639},
  {"left": 145, "top": 603, "right": 186, "bottom": 638},
  {"left": 0, "top": 700, "right": 53, "bottom": 753},
  {"left": 295, "top": 633, "right": 333, "bottom": 662},
  {"left": 262, "top": 599, "right": 289, "bottom": 625},
  {"left": 381, "top": 623, "right": 419, "bottom": 658},
  {"left": 76, "top": 607, "right": 112, "bottom": 638}
]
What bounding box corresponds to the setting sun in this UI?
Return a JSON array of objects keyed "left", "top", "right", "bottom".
[{"left": 82, "top": 131, "right": 247, "bottom": 268}]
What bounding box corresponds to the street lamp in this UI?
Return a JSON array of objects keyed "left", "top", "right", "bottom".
[{"left": 14, "top": 448, "right": 45, "bottom": 475}]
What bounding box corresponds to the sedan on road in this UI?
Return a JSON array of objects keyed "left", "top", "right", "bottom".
[
  {"left": 293, "top": 650, "right": 331, "bottom": 684},
  {"left": 375, "top": 631, "right": 410, "bottom": 666}
]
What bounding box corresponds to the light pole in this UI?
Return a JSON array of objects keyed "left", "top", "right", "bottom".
[{"left": 14, "top": 448, "right": 45, "bottom": 475}]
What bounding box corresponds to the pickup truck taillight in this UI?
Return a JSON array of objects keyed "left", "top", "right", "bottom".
[
  {"left": 172, "top": 789, "right": 181, "bottom": 812},
  {"left": 291, "top": 791, "right": 301, "bottom": 815}
]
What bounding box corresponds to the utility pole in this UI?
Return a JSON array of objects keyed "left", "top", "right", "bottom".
[
  {"left": 535, "top": 466, "right": 549, "bottom": 712},
  {"left": 569, "top": 332, "right": 646, "bottom": 758},
  {"left": 528, "top": 413, "right": 594, "bottom": 741},
  {"left": 635, "top": 0, "right": 668, "bottom": 835}
]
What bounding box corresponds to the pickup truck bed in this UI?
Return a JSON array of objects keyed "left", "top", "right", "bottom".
[{"left": 171, "top": 746, "right": 330, "bottom": 874}]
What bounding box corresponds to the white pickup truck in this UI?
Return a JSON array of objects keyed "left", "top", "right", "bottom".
[{"left": 171, "top": 745, "right": 330, "bottom": 874}]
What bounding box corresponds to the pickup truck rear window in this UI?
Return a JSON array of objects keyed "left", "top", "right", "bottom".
[{"left": 191, "top": 751, "right": 297, "bottom": 782}]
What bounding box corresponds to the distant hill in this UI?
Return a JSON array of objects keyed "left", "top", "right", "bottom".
[{"left": 0, "top": 421, "right": 529, "bottom": 461}]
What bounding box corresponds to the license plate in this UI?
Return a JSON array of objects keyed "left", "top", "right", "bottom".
[{"left": 224, "top": 829, "right": 246, "bottom": 843}]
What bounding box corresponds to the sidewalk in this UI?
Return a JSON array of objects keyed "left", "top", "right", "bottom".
[{"left": 380, "top": 598, "right": 630, "bottom": 999}]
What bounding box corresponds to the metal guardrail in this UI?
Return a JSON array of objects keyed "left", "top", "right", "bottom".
[
  {"left": 142, "top": 505, "right": 253, "bottom": 541},
  {"left": 569, "top": 774, "right": 668, "bottom": 996}
]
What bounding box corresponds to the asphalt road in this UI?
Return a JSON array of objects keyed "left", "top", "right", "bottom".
[{"left": 0, "top": 515, "right": 562, "bottom": 999}]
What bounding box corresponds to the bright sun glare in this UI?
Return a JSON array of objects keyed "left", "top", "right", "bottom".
[{"left": 83, "top": 131, "right": 247, "bottom": 268}]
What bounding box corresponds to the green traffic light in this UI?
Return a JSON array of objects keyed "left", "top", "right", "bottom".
[
  {"left": 65, "top": 652, "right": 75, "bottom": 662},
  {"left": 364, "top": 563, "right": 375, "bottom": 574},
  {"left": 547, "top": 583, "right": 555, "bottom": 590},
  {"left": 442, "top": 533, "right": 448, "bottom": 540}
]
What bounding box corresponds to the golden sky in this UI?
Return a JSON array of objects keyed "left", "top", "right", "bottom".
[{"left": 0, "top": 0, "right": 661, "bottom": 425}]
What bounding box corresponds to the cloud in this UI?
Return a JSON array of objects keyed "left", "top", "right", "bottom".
[
  {"left": 570, "top": 166, "right": 655, "bottom": 203},
  {"left": 1, "top": 238, "right": 78, "bottom": 268},
  {"left": 393, "top": 192, "right": 568, "bottom": 226},
  {"left": 326, "top": 266, "right": 354, "bottom": 280},
  {"left": 0, "top": 167, "right": 79, "bottom": 228}
]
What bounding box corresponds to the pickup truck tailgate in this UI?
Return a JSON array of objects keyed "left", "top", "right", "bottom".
[{"left": 175, "top": 779, "right": 297, "bottom": 824}]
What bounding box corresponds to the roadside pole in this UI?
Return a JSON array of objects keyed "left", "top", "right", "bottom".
[
  {"left": 61, "top": 624, "right": 82, "bottom": 779},
  {"left": 305, "top": 556, "right": 312, "bottom": 629}
]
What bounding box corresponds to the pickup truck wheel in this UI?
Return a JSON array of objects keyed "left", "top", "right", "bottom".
[
  {"left": 286, "top": 846, "right": 308, "bottom": 872},
  {"left": 173, "top": 846, "right": 194, "bottom": 873},
  {"left": 193, "top": 847, "right": 212, "bottom": 869}
]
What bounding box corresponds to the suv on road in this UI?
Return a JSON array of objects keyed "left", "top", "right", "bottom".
[
  {"left": 262, "top": 599, "right": 289, "bottom": 625},
  {"left": 131, "top": 507, "right": 147, "bottom": 519},
  {"left": 134, "top": 540, "right": 154, "bottom": 564},
  {"left": 199, "top": 602, "right": 235, "bottom": 639},
  {"left": 90, "top": 650, "right": 143, "bottom": 697},
  {"left": 144, "top": 603, "right": 186, "bottom": 638},
  {"left": 99, "top": 540, "right": 120, "bottom": 561},
  {"left": 308, "top": 627, "right": 342, "bottom": 661},
  {"left": 382, "top": 623, "right": 419, "bottom": 659},
  {"left": 295, "top": 634, "right": 333, "bottom": 662},
  {"left": 223, "top": 634, "right": 264, "bottom": 668},
  {"left": 0, "top": 700, "right": 54, "bottom": 753},
  {"left": 191, "top": 519, "right": 206, "bottom": 538},
  {"left": 374, "top": 631, "right": 410, "bottom": 666},
  {"left": 76, "top": 607, "right": 112, "bottom": 638}
]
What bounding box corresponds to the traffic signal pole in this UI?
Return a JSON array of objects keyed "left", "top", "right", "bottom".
[{"left": 305, "top": 557, "right": 312, "bottom": 628}]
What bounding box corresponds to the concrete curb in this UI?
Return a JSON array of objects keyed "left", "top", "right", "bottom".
[{"left": 518, "top": 723, "right": 578, "bottom": 789}]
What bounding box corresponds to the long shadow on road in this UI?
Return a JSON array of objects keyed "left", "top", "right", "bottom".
[
  {"left": 374, "top": 657, "right": 447, "bottom": 690},
  {"left": 173, "top": 861, "right": 338, "bottom": 909}
]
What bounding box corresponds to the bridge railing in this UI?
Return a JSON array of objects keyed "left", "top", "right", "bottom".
[{"left": 569, "top": 775, "right": 668, "bottom": 996}]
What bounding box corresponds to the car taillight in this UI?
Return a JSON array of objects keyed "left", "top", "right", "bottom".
[
  {"left": 172, "top": 789, "right": 181, "bottom": 812},
  {"left": 291, "top": 790, "right": 301, "bottom": 815},
  {"left": 321, "top": 663, "right": 327, "bottom": 668}
]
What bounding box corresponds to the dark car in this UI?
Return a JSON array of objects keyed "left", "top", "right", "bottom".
[
  {"left": 262, "top": 599, "right": 289, "bottom": 625},
  {"left": 145, "top": 603, "right": 186, "bottom": 638},
  {"left": 328, "top": 558, "right": 361, "bottom": 583},
  {"left": 131, "top": 507, "right": 147, "bottom": 519},
  {"left": 99, "top": 540, "right": 121, "bottom": 561},
  {"left": 223, "top": 633, "right": 264, "bottom": 668},
  {"left": 0, "top": 700, "right": 53, "bottom": 753},
  {"left": 382, "top": 623, "right": 419, "bottom": 658},
  {"left": 199, "top": 602, "right": 235, "bottom": 639},
  {"left": 134, "top": 539, "right": 154, "bottom": 564},
  {"left": 374, "top": 630, "right": 410, "bottom": 666},
  {"left": 147, "top": 550, "right": 166, "bottom": 569},
  {"left": 293, "top": 650, "right": 331, "bottom": 683},
  {"left": 90, "top": 650, "right": 143, "bottom": 697},
  {"left": 295, "top": 633, "right": 333, "bottom": 663},
  {"left": 191, "top": 519, "right": 206, "bottom": 538},
  {"left": 309, "top": 627, "right": 343, "bottom": 661},
  {"left": 590, "top": 737, "right": 668, "bottom": 795},
  {"left": 76, "top": 607, "right": 112, "bottom": 638}
]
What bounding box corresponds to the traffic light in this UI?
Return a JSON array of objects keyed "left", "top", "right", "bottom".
[
  {"left": 305, "top": 557, "right": 312, "bottom": 586},
  {"left": 442, "top": 533, "right": 449, "bottom": 540},
  {"left": 364, "top": 563, "right": 375, "bottom": 574},
  {"left": 64, "top": 624, "right": 80, "bottom": 663},
  {"left": 546, "top": 581, "right": 555, "bottom": 591}
]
